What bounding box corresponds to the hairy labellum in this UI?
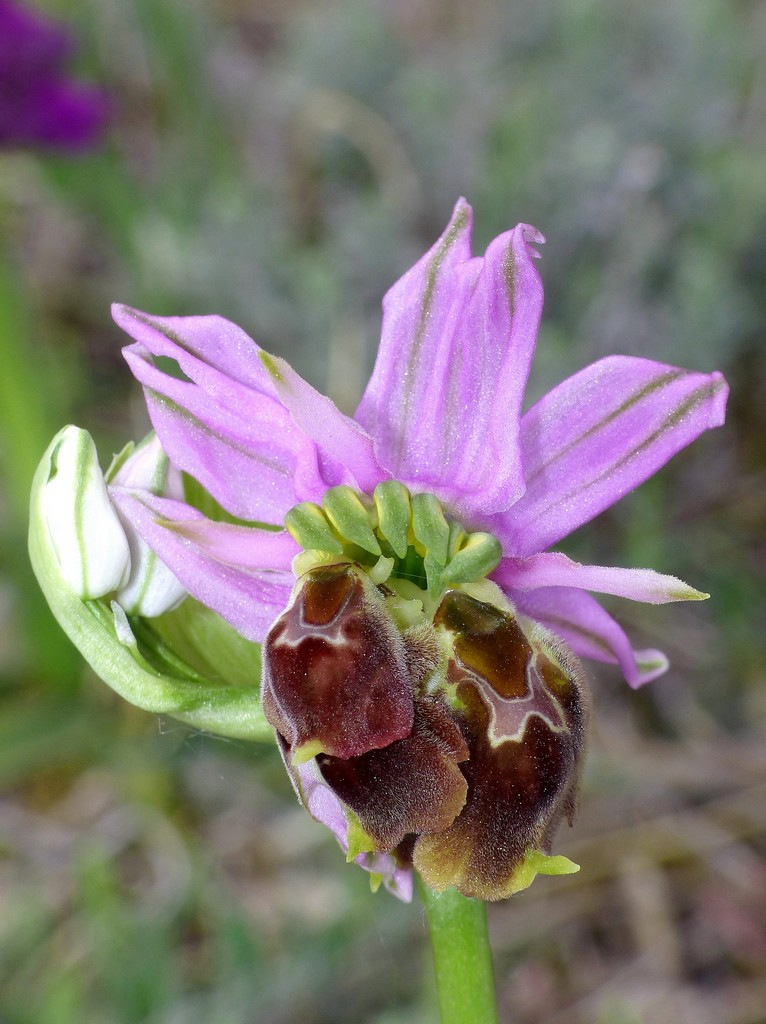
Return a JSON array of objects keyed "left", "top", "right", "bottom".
[
  {"left": 262, "top": 538, "right": 589, "bottom": 900},
  {"left": 414, "top": 590, "right": 588, "bottom": 899},
  {"left": 262, "top": 563, "right": 414, "bottom": 762}
]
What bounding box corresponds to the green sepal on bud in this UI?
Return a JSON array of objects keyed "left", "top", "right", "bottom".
[
  {"left": 29, "top": 428, "right": 273, "bottom": 741},
  {"left": 410, "top": 492, "right": 450, "bottom": 567},
  {"left": 42, "top": 426, "right": 131, "bottom": 600}
]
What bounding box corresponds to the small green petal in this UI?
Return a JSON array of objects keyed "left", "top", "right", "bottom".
[
  {"left": 505, "top": 850, "right": 580, "bottom": 896},
  {"left": 322, "top": 485, "right": 381, "bottom": 556},
  {"left": 346, "top": 812, "right": 377, "bottom": 861},
  {"left": 442, "top": 533, "right": 503, "bottom": 586},
  {"left": 284, "top": 501, "right": 344, "bottom": 553},
  {"left": 373, "top": 480, "right": 411, "bottom": 558},
  {"left": 447, "top": 520, "right": 468, "bottom": 562},
  {"left": 424, "top": 551, "right": 445, "bottom": 598},
  {"left": 411, "top": 492, "right": 450, "bottom": 566}
]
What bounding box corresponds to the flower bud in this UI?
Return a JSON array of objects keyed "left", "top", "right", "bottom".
[
  {"left": 108, "top": 433, "right": 187, "bottom": 617},
  {"left": 30, "top": 428, "right": 271, "bottom": 741},
  {"left": 41, "top": 425, "right": 131, "bottom": 599}
]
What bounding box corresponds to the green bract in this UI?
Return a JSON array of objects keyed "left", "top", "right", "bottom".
[{"left": 29, "top": 428, "right": 272, "bottom": 741}]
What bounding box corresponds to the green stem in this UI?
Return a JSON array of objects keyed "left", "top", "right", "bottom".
[{"left": 419, "top": 879, "right": 499, "bottom": 1024}]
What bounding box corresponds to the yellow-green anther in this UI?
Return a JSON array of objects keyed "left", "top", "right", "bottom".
[
  {"left": 284, "top": 502, "right": 343, "bottom": 553},
  {"left": 291, "top": 549, "right": 350, "bottom": 579},
  {"left": 322, "top": 485, "right": 381, "bottom": 556},
  {"left": 441, "top": 532, "right": 503, "bottom": 585},
  {"left": 447, "top": 520, "right": 468, "bottom": 562},
  {"left": 368, "top": 554, "right": 395, "bottom": 585},
  {"left": 411, "top": 492, "right": 450, "bottom": 566},
  {"left": 424, "top": 551, "right": 445, "bottom": 599},
  {"left": 373, "top": 480, "right": 411, "bottom": 558}
]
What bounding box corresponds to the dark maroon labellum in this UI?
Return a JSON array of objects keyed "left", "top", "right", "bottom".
[
  {"left": 317, "top": 696, "right": 469, "bottom": 850},
  {"left": 264, "top": 567, "right": 588, "bottom": 900},
  {"left": 413, "top": 590, "right": 589, "bottom": 900},
  {"left": 261, "top": 564, "right": 414, "bottom": 761}
]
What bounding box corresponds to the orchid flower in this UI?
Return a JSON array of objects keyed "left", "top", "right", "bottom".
[
  {"left": 0, "top": 0, "right": 106, "bottom": 151},
  {"left": 30, "top": 199, "right": 727, "bottom": 907}
]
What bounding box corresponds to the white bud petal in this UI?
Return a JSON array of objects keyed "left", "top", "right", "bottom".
[
  {"left": 110, "top": 431, "right": 187, "bottom": 617},
  {"left": 115, "top": 530, "right": 187, "bottom": 617},
  {"left": 109, "top": 432, "right": 184, "bottom": 498},
  {"left": 42, "top": 426, "right": 131, "bottom": 599}
]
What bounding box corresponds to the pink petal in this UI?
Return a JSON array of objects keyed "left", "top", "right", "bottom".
[
  {"left": 117, "top": 493, "right": 300, "bottom": 570},
  {"left": 114, "top": 305, "right": 338, "bottom": 523},
  {"left": 512, "top": 586, "right": 669, "bottom": 688},
  {"left": 355, "top": 199, "right": 544, "bottom": 518},
  {"left": 494, "top": 552, "right": 706, "bottom": 604},
  {"left": 110, "top": 489, "right": 292, "bottom": 642},
  {"left": 258, "top": 351, "right": 387, "bottom": 494},
  {"left": 498, "top": 356, "right": 728, "bottom": 556}
]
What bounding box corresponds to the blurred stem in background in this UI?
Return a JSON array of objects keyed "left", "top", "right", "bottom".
[
  {"left": 0, "top": 245, "right": 79, "bottom": 686},
  {"left": 0, "top": 249, "right": 51, "bottom": 515}
]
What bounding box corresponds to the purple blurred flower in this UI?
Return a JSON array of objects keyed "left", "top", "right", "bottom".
[
  {"left": 108, "top": 199, "right": 728, "bottom": 897},
  {"left": 0, "top": 0, "right": 106, "bottom": 150}
]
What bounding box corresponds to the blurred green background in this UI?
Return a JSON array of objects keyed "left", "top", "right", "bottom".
[{"left": 1, "top": 0, "right": 765, "bottom": 1021}]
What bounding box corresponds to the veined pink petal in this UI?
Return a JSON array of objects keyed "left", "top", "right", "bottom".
[
  {"left": 110, "top": 489, "right": 292, "bottom": 642},
  {"left": 498, "top": 356, "right": 728, "bottom": 556},
  {"left": 111, "top": 493, "right": 300, "bottom": 570},
  {"left": 115, "top": 303, "right": 278, "bottom": 392},
  {"left": 355, "top": 199, "right": 544, "bottom": 517},
  {"left": 512, "top": 586, "right": 669, "bottom": 688},
  {"left": 258, "top": 351, "right": 387, "bottom": 494},
  {"left": 495, "top": 552, "right": 706, "bottom": 604},
  {"left": 355, "top": 199, "right": 474, "bottom": 476},
  {"left": 114, "top": 305, "right": 342, "bottom": 523}
]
